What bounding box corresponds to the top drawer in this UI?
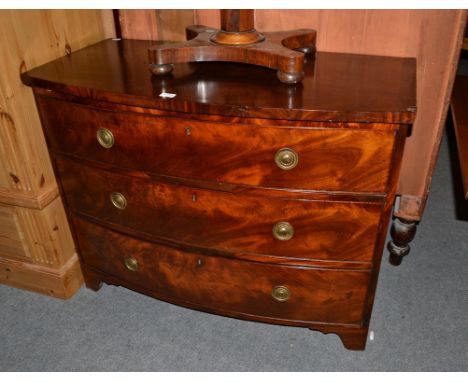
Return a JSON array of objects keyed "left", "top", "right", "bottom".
[{"left": 37, "top": 97, "right": 398, "bottom": 193}]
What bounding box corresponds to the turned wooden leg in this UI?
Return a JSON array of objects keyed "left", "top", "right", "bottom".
[
  {"left": 387, "top": 217, "right": 418, "bottom": 266},
  {"left": 83, "top": 269, "right": 103, "bottom": 292}
]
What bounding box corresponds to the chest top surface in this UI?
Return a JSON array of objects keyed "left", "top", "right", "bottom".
[{"left": 22, "top": 39, "right": 416, "bottom": 124}]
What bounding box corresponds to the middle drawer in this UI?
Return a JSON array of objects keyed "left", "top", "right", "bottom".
[{"left": 57, "top": 158, "right": 382, "bottom": 263}]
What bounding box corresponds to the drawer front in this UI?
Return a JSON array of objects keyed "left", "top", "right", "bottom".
[
  {"left": 38, "top": 97, "right": 397, "bottom": 193},
  {"left": 74, "top": 217, "right": 370, "bottom": 325},
  {"left": 57, "top": 158, "right": 382, "bottom": 262}
]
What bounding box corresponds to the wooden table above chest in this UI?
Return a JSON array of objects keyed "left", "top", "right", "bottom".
[{"left": 22, "top": 39, "right": 416, "bottom": 350}]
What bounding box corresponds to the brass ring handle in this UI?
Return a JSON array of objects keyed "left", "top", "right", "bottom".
[
  {"left": 124, "top": 257, "right": 139, "bottom": 272},
  {"left": 110, "top": 192, "right": 127, "bottom": 210},
  {"left": 96, "top": 127, "right": 114, "bottom": 148},
  {"left": 275, "top": 148, "right": 298, "bottom": 170},
  {"left": 272, "top": 286, "right": 290, "bottom": 302},
  {"left": 272, "top": 221, "right": 294, "bottom": 241}
]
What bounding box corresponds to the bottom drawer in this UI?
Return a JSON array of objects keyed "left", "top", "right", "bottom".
[{"left": 73, "top": 217, "right": 371, "bottom": 325}]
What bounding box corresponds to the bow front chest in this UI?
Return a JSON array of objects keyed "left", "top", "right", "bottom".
[{"left": 22, "top": 39, "right": 416, "bottom": 350}]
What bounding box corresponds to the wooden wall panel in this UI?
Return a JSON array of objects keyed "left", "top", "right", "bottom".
[
  {"left": 257, "top": 10, "right": 418, "bottom": 56},
  {"left": 0, "top": 10, "right": 115, "bottom": 207},
  {"left": 157, "top": 10, "right": 195, "bottom": 41},
  {"left": 397, "top": 10, "right": 466, "bottom": 218},
  {"left": 120, "top": 9, "right": 467, "bottom": 220},
  {"left": 0, "top": 205, "right": 28, "bottom": 262},
  {"left": 15, "top": 197, "right": 76, "bottom": 268},
  {"left": 0, "top": 198, "right": 75, "bottom": 268},
  {"left": 101, "top": 9, "right": 117, "bottom": 38},
  {"left": 0, "top": 10, "right": 114, "bottom": 298},
  {"left": 0, "top": 197, "right": 81, "bottom": 298},
  {"left": 194, "top": 9, "right": 220, "bottom": 28},
  {"left": 118, "top": 10, "right": 195, "bottom": 41},
  {"left": 0, "top": 254, "right": 83, "bottom": 299},
  {"left": 119, "top": 10, "right": 160, "bottom": 40}
]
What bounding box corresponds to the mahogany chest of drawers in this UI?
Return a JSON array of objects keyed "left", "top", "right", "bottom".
[{"left": 22, "top": 39, "right": 416, "bottom": 350}]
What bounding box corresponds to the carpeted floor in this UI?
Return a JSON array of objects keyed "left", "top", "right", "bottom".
[{"left": 1, "top": 130, "right": 467, "bottom": 372}]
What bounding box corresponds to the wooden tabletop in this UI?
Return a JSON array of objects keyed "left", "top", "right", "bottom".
[{"left": 22, "top": 39, "right": 416, "bottom": 124}]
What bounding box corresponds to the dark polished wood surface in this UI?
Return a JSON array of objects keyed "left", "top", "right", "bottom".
[
  {"left": 37, "top": 96, "right": 398, "bottom": 193},
  {"left": 23, "top": 39, "right": 416, "bottom": 123},
  {"left": 148, "top": 24, "right": 317, "bottom": 84},
  {"left": 74, "top": 217, "right": 370, "bottom": 326},
  {"left": 24, "top": 39, "right": 416, "bottom": 350},
  {"left": 56, "top": 157, "right": 382, "bottom": 264}
]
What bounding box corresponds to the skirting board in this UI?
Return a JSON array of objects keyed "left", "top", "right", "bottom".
[{"left": 0, "top": 253, "right": 83, "bottom": 299}]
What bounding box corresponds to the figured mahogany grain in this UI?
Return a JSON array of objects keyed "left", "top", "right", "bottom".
[
  {"left": 22, "top": 39, "right": 416, "bottom": 123},
  {"left": 33, "top": 87, "right": 405, "bottom": 132},
  {"left": 56, "top": 158, "right": 382, "bottom": 263},
  {"left": 23, "top": 37, "right": 416, "bottom": 351},
  {"left": 74, "top": 217, "right": 370, "bottom": 325},
  {"left": 38, "top": 97, "right": 397, "bottom": 193}
]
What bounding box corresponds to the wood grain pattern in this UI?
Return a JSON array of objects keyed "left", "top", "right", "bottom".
[
  {"left": 36, "top": 95, "right": 399, "bottom": 194},
  {"left": 74, "top": 217, "right": 370, "bottom": 325},
  {"left": 256, "top": 10, "right": 467, "bottom": 219},
  {"left": 120, "top": 9, "right": 466, "bottom": 219},
  {"left": 119, "top": 10, "right": 195, "bottom": 42},
  {"left": 396, "top": 10, "right": 466, "bottom": 218},
  {"left": 101, "top": 9, "right": 116, "bottom": 38},
  {"left": 32, "top": 86, "right": 405, "bottom": 133},
  {"left": 14, "top": 197, "right": 75, "bottom": 268},
  {"left": 24, "top": 33, "right": 413, "bottom": 348},
  {"left": 148, "top": 26, "right": 316, "bottom": 82},
  {"left": 118, "top": 10, "right": 159, "bottom": 41},
  {"left": 0, "top": 253, "right": 83, "bottom": 299},
  {"left": 0, "top": 185, "right": 58, "bottom": 210},
  {"left": 0, "top": 196, "right": 77, "bottom": 295},
  {"left": 80, "top": 260, "right": 369, "bottom": 349},
  {"left": 0, "top": 10, "right": 114, "bottom": 298},
  {"left": 0, "top": 10, "right": 114, "bottom": 202},
  {"left": 451, "top": 75, "right": 468, "bottom": 199},
  {"left": 56, "top": 158, "right": 382, "bottom": 263},
  {"left": 23, "top": 39, "right": 416, "bottom": 124},
  {"left": 196, "top": 9, "right": 465, "bottom": 202},
  {"left": 0, "top": 204, "right": 28, "bottom": 262},
  {"left": 156, "top": 10, "right": 195, "bottom": 41}
]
